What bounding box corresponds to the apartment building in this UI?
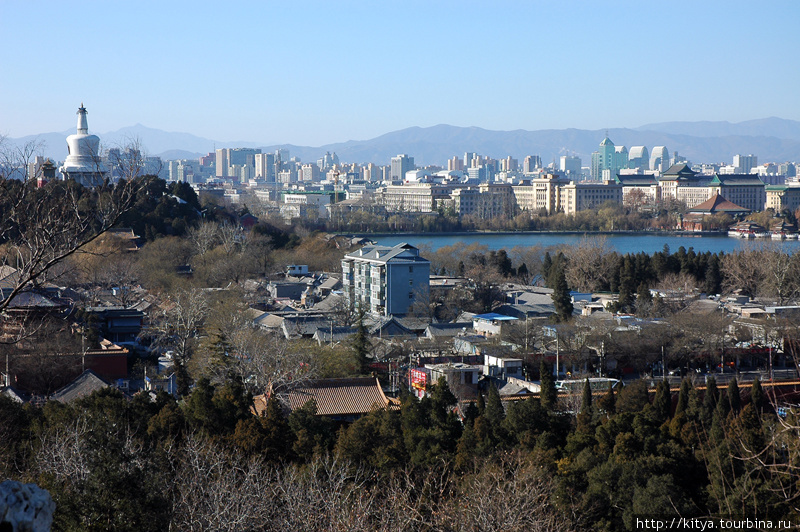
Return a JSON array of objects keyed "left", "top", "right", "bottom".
[{"left": 342, "top": 243, "right": 430, "bottom": 317}]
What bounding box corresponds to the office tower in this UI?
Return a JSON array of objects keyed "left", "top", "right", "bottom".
[
  {"left": 523, "top": 155, "right": 542, "bottom": 173},
  {"left": 615, "top": 146, "right": 629, "bottom": 170},
  {"left": 628, "top": 146, "right": 649, "bottom": 170},
  {"left": 591, "top": 136, "right": 616, "bottom": 180},
  {"left": 464, "top": 152, "right": 477, "bottom": 169},
  {"left": 216, "top": 148, "right": 229, "bottom": 177},
  {"left": 501, "top": 156, "right": 518, "bottom": 172},
  {"left": 650, "top": 146, "right": 670, "bottom": 173},
  {"left": 255, "top": 152, "right": 276, "bottom": 181},
  {"left": 733, "top": 154, "right": 757, "bottom": 174},
  {"left": 390, "top": 154, "right": 415, "bottom": 181},
  {"left": 559, "top": 155, "right": 582, "bottom": 176}
]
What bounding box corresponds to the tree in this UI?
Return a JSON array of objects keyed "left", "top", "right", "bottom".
[
  {"left": 151, "top": 287, "right": 209, "bottom": 395},
  {"left": 0, "top": 137, "right": 139, "bottom": 314},
  {"left": 351, "top": 311, "right": 371, "bottom": 375},
  {"left": 539, "top": 361, "right": 558, "bottom": 411},
  {"left": 562, "top": 236, "right": 617, "bottom": 292},
  {"left": 552, "top": 265, "right": 573, "bottom": 322}
]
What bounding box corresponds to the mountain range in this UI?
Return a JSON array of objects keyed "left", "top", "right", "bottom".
[{"left": 8, "top": 118, "right": 800, "bottom": 168}]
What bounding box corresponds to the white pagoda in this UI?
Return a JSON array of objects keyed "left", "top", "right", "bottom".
[{"left": 58, "top": 104, "right": 107, "bottom": 186}]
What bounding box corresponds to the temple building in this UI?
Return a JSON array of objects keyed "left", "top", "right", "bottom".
[{"left": 58, "top": 104, "right": 107, "bottom": 186}]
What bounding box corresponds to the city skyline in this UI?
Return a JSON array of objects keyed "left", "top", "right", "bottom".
[{"left": 2, "top": 1, "right": 799, "bottom": 146}]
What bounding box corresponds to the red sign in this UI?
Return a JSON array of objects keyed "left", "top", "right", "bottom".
[{"left": 410, "top": 368, "right": 427, "bottom": 390}]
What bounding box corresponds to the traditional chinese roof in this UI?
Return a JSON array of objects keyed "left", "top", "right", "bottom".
[
  {"left": 687, "top": 193, "right": 750, "bottom": 214},
  {"left": 253, "top": 377, "right": 392, "bottom": 418},
  {"left": 50, "top": 369, "right": 111, "bottom": 403}
]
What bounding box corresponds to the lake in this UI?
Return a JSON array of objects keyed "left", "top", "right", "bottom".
[{"left": 372, "top": 232, "right": 800, "bottom": 255}]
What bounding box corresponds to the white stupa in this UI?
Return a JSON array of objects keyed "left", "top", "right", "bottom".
[{"left": 58, "top": 104, "right": 107, "bottom": 186}]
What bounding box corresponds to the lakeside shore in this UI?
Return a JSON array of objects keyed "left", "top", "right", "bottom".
[{"left": 350, "top": 229, "right": 727, "bottom": 238}]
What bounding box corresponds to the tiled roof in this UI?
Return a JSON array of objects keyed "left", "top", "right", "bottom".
[
  {"left": 50, "top": 370, "right": 110, "bottom": 403},
  {"left": 688, "top": 193, "right": 749, "bottom": 213},
  {"left": 255, "top": 378, "right": 391, "bottom": 417}
]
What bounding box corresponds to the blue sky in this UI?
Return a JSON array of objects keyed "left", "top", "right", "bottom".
[{"left": 1, "top": 0, "right": 798, "bottom": 146}]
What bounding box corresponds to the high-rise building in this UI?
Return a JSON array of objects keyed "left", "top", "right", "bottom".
[
  {"left": 501, "top": 156, "right": 518, "bottom": 172},
  {"left": 317, "top": 151, "right": 339, "bottom": 170},
  {"left": 523, "top": 155, "right": 542, "bottom": 173},
  {"left": 591, "top": 136, "right": 615, "bottom": 181},
  {"left": 390, "top": 154, "right": 415, "bottom": 181},
  {"left": 628, "top": 146, "right": 650, "bottom": 170},
  {"left": 559, "top": 155, "right": 582, "bottom": 176},
  {"left": 216, "top": 148, "right": 229, "bottom": 177},
  {"left": 255, "top": 152, "right": 276, "bottom": 181},
  {"left": 463, "top": 152, "right": 476, "bottom": 169},
  {"left": 448, "top": 156, "right": 464, "bottom": 172},
  {"left": 733, "top": 154, "right": 757, "bottom": 174},
  {"left": 650, "top": 146, "right": 670, "bottom": 173}
]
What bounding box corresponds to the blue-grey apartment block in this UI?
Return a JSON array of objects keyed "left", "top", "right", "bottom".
[{"left": 342, "top": 243, "right": 430, "bottom": 316}]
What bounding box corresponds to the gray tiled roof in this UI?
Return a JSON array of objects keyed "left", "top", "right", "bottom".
[{"left": 50, "top": 370, "right": 110, "bottom": 403}]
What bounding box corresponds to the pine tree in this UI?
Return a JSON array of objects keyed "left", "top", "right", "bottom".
[
  {"left": 650, "top": 379, "right": 672, "bottom": 424},
  {"left": 539, "top": 360, "right": 557, "bottom": 411},
  {"left": 597, "top": 381, "right": 616, "bottom": 415},
  {"left": 750, "top": 378, "right": 765, "bottom": 413},
  {"left": 580, "top": 378, "right": 593, "bottom": 415},
  {"left": 552, "top": 265, "right": 573, "bottom": 321},
  {"left": 576, "top": 378, "right": 594, "bottom": 432},
  {"left": 542, "top": 252, "right": 553, "bottom": 286},
  {"left": 675, "top": 378, "right": 691, "bottom": 417},
  {"left": 704, "top": 255, "right": 722, "bottom": 295},
  {"left": 351, "top": 311, "right": 371, "bottom": 375},
  {"left": 728, "top": 377, "right": 741, "bottom": 414}
]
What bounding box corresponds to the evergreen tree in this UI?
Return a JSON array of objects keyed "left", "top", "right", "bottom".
[
  {"left": 351, "top": 311, "right": 371, "bottom": 375},
  {"left": 542, "top": 252, "right": 553, "bottom": 286},
  {"left": 637, "top": 281, "right": 653, "bottom": 306},
  {"left": 728, "top": 377, "right": 741, "bottom": 414},
  {"left": 702, "top": 376, "right": 719, "bottom": 424},
  {"left": 750, "top": 377, "right": 765, "bottom": 413},
  {"left": 580, "top": 378, "right": 593, "bottom": 415},
  {"left": 551, "top": 265, "right": 573, "bottom": 321},
  {"left": 517, "top": 262, "right": 528, "bottom": 282},
  {"left": 539, "top": 360, "right": 557, "bottom": 411},
  {"left": 260, "top": 395, "right": 294, "bottom": 461},
  {"left": 597, "top": 381, "right": 616, "bottom": 415},
  {"left": 650, "top": 379, "right": 672, "bottom": 424},
  {"left": 576, "top": 378, "right": 594, "bottom": 433},
  {"left": 485, "top": 383, "right": 506, "bottom": 425},
  {"left": 485, "top": 383, "right": 508, "bottom": 444},
  {"left": 675, "top": 378, "right": 691, "bottom": 417},
  {"left": 704, "top": 255, "right": 722, "bottom": 295}
]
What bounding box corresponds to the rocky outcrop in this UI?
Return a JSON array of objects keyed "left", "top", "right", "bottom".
[{"left": 0, "top": 480, "right": 55, "bottom": 532}]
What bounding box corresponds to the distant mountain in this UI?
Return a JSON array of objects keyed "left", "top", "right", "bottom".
[
  {"left": 258, "top": 124, "right": 800, "bottom": 167},
  {"left": 8, "top": 119, "right": 800, "bottom": 167},
  {"left": 636, "top": 117, "right": 800, "bottom": 142}
]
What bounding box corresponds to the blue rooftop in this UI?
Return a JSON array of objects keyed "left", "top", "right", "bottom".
[{"left": 473, "top": 313, "right": 518, "bottom": 322}]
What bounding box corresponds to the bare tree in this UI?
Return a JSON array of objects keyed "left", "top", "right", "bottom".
[
  {"left": 0, "top": 137, "right": 139, "bottom": 314},
  {"left": 150, "top": 287, "right": 209, "bottom": 393},
  {"left": 170, "top": 433, "right": 276, "bottom": 532},
  {"left": 562, "top": 236, "right": 617, "bottom": 292}
]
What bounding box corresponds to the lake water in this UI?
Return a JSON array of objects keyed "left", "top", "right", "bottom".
[{"left": 373, "top": 232, "right": 800, "bottom": 255}]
